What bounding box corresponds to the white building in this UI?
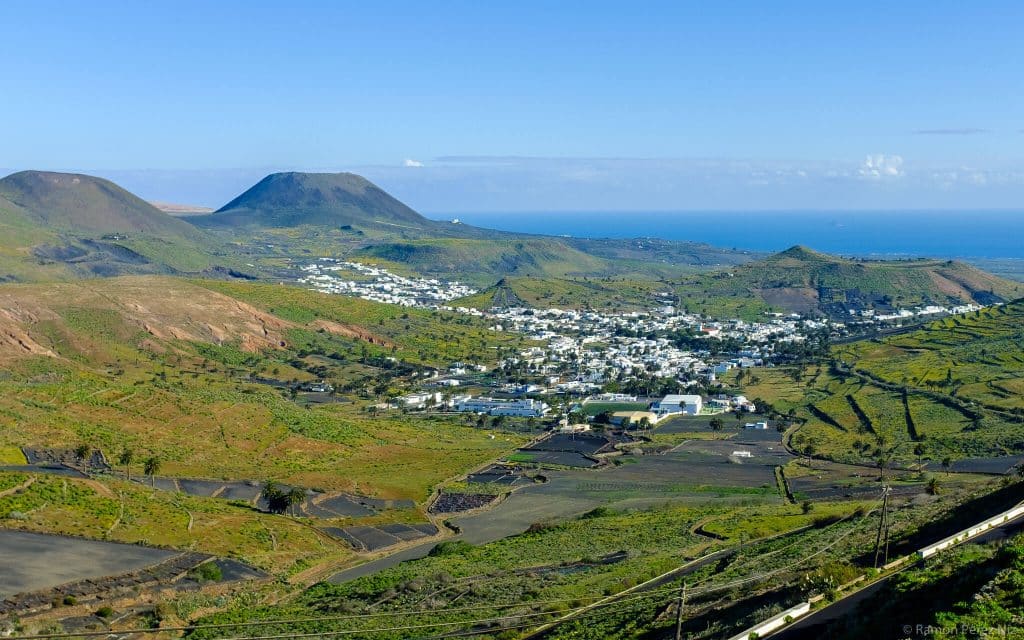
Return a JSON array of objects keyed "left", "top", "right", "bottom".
[
  {"left": 396, "top": 392, "right": 442, "bottom": 410},
  {"left": 454, "top": 397, "right": 550, "bottom": 417},
  {"left": 654, "top": 394, "right": 703, "bottom": 416}
]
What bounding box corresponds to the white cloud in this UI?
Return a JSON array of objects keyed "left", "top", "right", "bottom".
[
  {"left": 403, "top": 158, "right": 424, "bottom": 168},
  {"left": 859, "top": 154, "right": 904, "bottom": 179}
]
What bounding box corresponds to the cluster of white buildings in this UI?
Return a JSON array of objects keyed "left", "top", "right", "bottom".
[
  {"left": 392, "top": 392, "right": 549, "bottom": 417},
  {"left": 299, "top": 260, "right": 477, "bottom": 306},
  {"left": 485, "top": 305, "right": 808, "bottom": 389},
  {"left": 858, "top": 303, "right": 983, "bottom": 323},
  {"left": 296, "top": 261, "right": 996, "bottom": 412}
]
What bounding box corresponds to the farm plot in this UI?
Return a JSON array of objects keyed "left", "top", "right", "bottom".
[
  {"left": 0, "top": 464, "right": 87, "bottom": 478},
  {"left": 785, "top": 460, "right": 924, "bottom": 502},
  {"left": 655, "top": 413, "right": 771, "bottom": 434},
  {"left": 671, "top": 435, "right": 792, "bottom": 466},
  {"left": 465, "top": 465, "right": 531, "bottom": 486},
  {"left": 507, "top": 432, "right": 613, "bottom": 468},
  {"left": 582, "top": 401, "right": 649, "bottom": 416},
  {"left": 0, "top": 530, "right": 176, "bottom": 598},
  {"left": 324, "top": 523, "right": 439, "bottom": 552},
  {"left": 127, "top": 476, "right": 397, "bottom": 519},
  {"left": 429, "top": 493, "right": 498, "bottom": 514},
  {"left": 924, "top": 455, "right": 1024, "bottom": 475},
  {"left": 450, "top": 449, "right": 786, "bottom": 545},
  {"left": 523, "top": 432, "right": 615, "bottom": 455},
  {"left": 507, "top": 450, "right": 598, "bottom": 467}
]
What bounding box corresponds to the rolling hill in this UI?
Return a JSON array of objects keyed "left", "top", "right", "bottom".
[
  {"left": 673, "top": 245, "right": 1024, "bottom": 318},
  {"left": 0, "top": 171, "right": 207, "bottom": 238},
  {"left": 0, "top": 171, "right": 239, "bottom": 280}
]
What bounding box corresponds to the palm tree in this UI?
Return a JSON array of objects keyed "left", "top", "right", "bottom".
[
  {"left": 118, "top": 449, "right": 135, "bottom": 481},
  {"left": 74, "top": 444, "right": 91, "bottom": 463},
  {"left": 287, "top": 487, "right": 306, "bottom": 516},
  {"left": 941, "top": 456, "right": 953, "bottom": 476},
  {"left": 143, "top": 456, "right": 161, "bottom": 487}
]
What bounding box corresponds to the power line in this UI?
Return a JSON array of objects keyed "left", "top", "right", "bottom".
[{"left": 4, "top": 588, "right": 680, "bottom": 640}]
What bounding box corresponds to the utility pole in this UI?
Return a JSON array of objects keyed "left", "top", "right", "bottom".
[
  {"left": 873, "top": 485, "right": 891, "bottom": 568},
  {"left": 674, "top": 581, "right": 687, "bottom": 640},
  {"left": 883, "top": 490, "right": 893, "bottom": 565}
]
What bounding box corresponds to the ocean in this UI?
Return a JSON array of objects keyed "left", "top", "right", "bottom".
[{"left": 426, "top": 210, "right": 1024, "bottom": 260}]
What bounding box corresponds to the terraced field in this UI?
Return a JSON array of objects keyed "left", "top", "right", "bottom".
[{"left": 735, "top": 301, "right": 1024, "bottom": 466}]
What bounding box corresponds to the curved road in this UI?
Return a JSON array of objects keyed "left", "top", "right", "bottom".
[{"left": 767, "top": 516, "right": 1024, "bottom": 640}]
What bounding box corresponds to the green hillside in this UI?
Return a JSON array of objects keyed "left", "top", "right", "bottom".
[
  {"left": 0, "top": 171, "right": 238, "bottom": 280},
  {"left": 674, "top": 245, "right": 1024, "bottom": 318},
  {"left": 0, "top": 276, "right": 525, "bottom": 498},
  {"left": 0, "top": 171, "right": 207, "bottom": 238},
  {"left": 456, "top": 275, "right": 671, "bottom": 310},
  {"left": 733, "top": 300, "right": 1024, "bottom": 463}
]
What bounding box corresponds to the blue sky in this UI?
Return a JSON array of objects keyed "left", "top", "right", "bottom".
[{"left": 2, "top": 1, "right": 1023, "bottom": 210}]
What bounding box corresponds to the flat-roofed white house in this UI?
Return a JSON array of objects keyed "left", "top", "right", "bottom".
[{"left": 654, "top": 394, "right": 703, "bottom": 416}]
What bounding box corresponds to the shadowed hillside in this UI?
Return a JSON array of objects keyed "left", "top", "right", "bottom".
[
  {"left": 193, "top": 172, "right": 436, "bottom": 230},
  {"left": 0, "top": 171, "right": 206, "bottom": 239}
]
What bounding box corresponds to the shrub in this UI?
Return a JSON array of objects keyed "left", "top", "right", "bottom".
[
  {"left": 95, "top": 606, "right": 114, "bottom": 619},
  {"left": 428, "top": 540, "right": 474, "bottom": 557},
  {"left": 581, "top": 506, "right": 617, "bottom": 519},
  {"left": 194, "top": 562, "right": 222, "bottom": 582},
  {"left": 62, "top": 596, "right": 77, "bottom": 606}
]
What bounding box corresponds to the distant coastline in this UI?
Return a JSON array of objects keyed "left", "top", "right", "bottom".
[{"left": 426, "top": 210, "right": 1024, "bottom": 261}]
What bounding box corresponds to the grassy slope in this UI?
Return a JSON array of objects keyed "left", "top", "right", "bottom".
[
  {"left": 0, "top": 196, "right": 71, "bottom": 281},
  {"left": 729, "top": 301, "right": 1024, "bottom": 463},
  {"left": 456, "top": 275, "right": 670, "bottom": 311},
  {"left": 0, "top": 277, "right": 527, "bottom": 498},
  {"left": 673, "top": 246, "right": 1024, "bottom": 319},
  {"left": 0, "top": 471, "right": 341, "bottom": 574},
  {"left": 816, "top": 531, "right": 1024, "bottom": 640},
  {"left": 0, "top": 171, "right": 240, "bottom": 280}
]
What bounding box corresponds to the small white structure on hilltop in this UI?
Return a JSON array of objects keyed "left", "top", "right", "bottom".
[{"left": 654, "top": 394, "right": 703, "bottom": 416}]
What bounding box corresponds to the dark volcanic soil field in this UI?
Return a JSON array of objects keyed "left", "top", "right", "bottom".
[{"left": 0, "top": 530, "right": 176, "bottom": 598}]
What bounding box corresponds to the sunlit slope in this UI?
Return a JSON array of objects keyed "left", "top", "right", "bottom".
[
  {"left": 0, "top": 276, "right": 525, "bottom": 498},
  {"left": 674, "top": 245, "right": 1024, "bottom": 318},
  {"left": 736, "top": 300, "right": 1024, "bottom": 463}
]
